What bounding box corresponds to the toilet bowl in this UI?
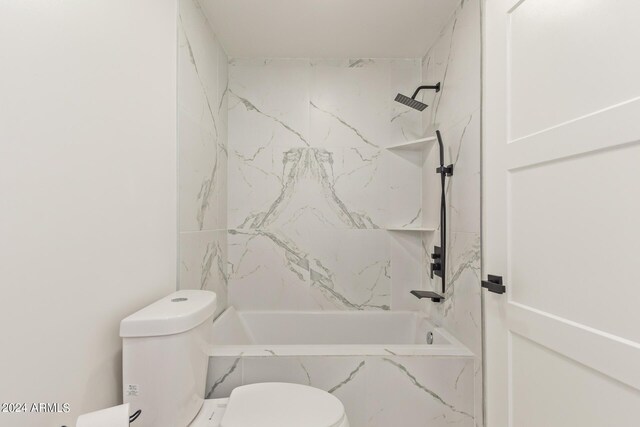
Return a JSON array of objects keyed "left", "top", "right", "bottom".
[
  {"left": 190, "top": 383, "right": 348, "bottom": 427},
  {"left": 112, "top": 290, "right": 349, "bottom": 427}
]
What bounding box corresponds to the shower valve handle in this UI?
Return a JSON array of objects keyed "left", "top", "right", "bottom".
[{"left": 430, "top": 262, "right": 441, "bottom": 279}]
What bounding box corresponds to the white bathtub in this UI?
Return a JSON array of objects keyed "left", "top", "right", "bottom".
[
  {"left": 210, "top": 307, "right": 471, "bottom": 357},
  {"left": 207, "top": 308, "right": 479, "bottom": 427},
  {"left": 206, "top": 308, "right": 476, "bottom": 427}
]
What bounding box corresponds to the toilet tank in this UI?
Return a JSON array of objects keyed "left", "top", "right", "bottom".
[{"left": 120, "top": 290, "right": 216, "bottom": 427}]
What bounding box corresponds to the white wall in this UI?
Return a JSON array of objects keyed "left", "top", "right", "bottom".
[{"left": 0, "top": 1, "right": 178, "bottom": 426}]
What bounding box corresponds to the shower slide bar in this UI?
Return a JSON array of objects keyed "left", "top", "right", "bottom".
[{"left": 410, "top": 130, "right": 453, "bottom": 303}]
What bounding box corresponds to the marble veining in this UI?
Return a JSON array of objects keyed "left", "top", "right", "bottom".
[
  {"left": 236, "top": 148, "right": 380, "bottom": 230},
  {"left": 228, "top": 229, "right": 309, "bottom": 280},
  {"left": 327, "top": 360, "right": 366, "bottom": 393},
  {"left": 196, "top": 159, "right": 219, "bottom": 230},
  {"left": 179, "top": 230, "right": 228, "bottom": 318},
  {"left": 206, "top": 354, "right": 474, "bottom": 427},
  {"left": 178, "top": 0, "right": 229, "bottom": 316},
  {"left": 227, "top": 58, "right": 421, "bottom": 311},
  {"left": 310, "top": 262, "right": 390, "bottom": 311},
  {"left": 310, "top": 101, "right": 379, "bottom": 148},
  {"left": 419, "top": 1, "right": 483, "bottom": 425},
  {"left": 231, "top": 90, "right": 309, "bottom": 146},
  {"left": 205, "top": 356, "right": 241, "bottom": 399},
  {"left": 431, "top": 16, "right": 458, "bottom": 123},
  {"left": 179, "top": 13, "right": 219, "bottom": 141},
  {"left": 402, "top": 208, "right": 422, "bottom": 227},
  {"left": 198, "top": 243, "right": 216, "bottom": 290},
  {"left": 199, "top": 240, "right": 228, "bottom": 290},
  {"left": 228, "top": 228, "right": 391, "bottom": 310},
  {"left": 382, "top": 358, "right": 473, "bottom": 419}
]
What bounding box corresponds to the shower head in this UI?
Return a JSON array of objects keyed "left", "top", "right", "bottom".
[
  {"left": 394, "top": 93, "right": 429, "bottom": 111},
  {"left": 394, "top": 83, "right": 441, "bottom": 111}
]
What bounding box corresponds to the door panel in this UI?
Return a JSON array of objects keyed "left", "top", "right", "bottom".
[
  {"left": 508, "top": 0, "right": 640, "bottom": 140},
  {"left": 483, "top": 0, "right": 640, "bottom": 425},
  {"left": 509, "top": 143, "right": 640, "bottom": 341},
  {"left": 511, "top": 334, "right": 640, "bottom": 427},
  {"left": 508, "top": 303, "right": 640, "bottom": 390}
]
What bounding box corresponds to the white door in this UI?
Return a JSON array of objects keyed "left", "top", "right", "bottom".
[{"left": 483, "top": 0, "right": 640, "bottom": 425}]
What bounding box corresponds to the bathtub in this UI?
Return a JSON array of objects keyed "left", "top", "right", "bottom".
[{"left": 206, "top": 308, "right": 477, "bottom": 427}]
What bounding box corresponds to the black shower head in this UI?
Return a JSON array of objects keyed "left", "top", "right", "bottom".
[
  {"left": 394, "top": 93, "right": 429, "bottom": 111},
  {"left": 394, "top": 83, "right": 441, "bottom": 111}
]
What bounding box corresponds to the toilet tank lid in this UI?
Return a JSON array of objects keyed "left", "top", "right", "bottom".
[{"left": 120, "top": 290, "right": 217, "bottom": 337}]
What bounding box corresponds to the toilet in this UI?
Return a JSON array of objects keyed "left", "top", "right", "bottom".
[{"left": 118, "top": 290, "right": 349, "bottom": 427}]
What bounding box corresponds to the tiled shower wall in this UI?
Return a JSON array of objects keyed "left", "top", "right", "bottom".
[
  {"left": 180, "top": 0, "right": 483, "bottom": 424},
  {"left": 420, "top": 0, "right": 483, "bottom": 424},
  {"left": 178, "top": 0, "right": 481, "bottom": 348},
  {"left": 177, "top": 0, "right": 229, "bottom": 318},
  {"left": 227, "top": 59, "right": 425, "bottom": 311},
  {"left": 177, "top": 0, "right": 481, "bottom": 332}
]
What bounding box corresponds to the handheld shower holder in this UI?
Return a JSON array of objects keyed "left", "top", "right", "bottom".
[{"left": 436, "top": 164, "right": 454, "bottom": 176}]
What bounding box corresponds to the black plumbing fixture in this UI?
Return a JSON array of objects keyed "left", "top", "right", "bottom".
[
  {"left": 482, "top": 275, "right": 506, "bottom": 294},
  {"left": 411, "top": 129, "right": 453, "bottom": 303},
  {"left": 410, "top": 290, "right": 445, "bottom": 303},
  {"left": 433, "top": 129, "right": 453, "bottom": 298},
  {"left": 129, "top": 409, "right": 142, "bottom": 424},
  {"left": 394, "top": 83, "right": 441, "bottom": 111}
]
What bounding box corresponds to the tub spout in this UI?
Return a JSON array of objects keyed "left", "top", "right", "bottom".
[{"left": 410, "top": 290, "right": 444, "bottom": 303}]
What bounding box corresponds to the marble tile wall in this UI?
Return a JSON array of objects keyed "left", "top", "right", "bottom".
[
  {"left": 206, "top": 354, "right": 474, "bottom": 427},
  {"left": 419, "top": 0, "right": 483, "bottom": 425},
  {"left": 178, "top": 0, "right": 228, "bottom": 318},
  {"left": 180, "top": 2, "right": 482, "bottom": 423},
  {"left": 227, "top": 59, "right": 424, "bottom": 310}
]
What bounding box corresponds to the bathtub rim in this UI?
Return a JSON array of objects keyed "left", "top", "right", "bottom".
[
  {"left": 208, "top": 343, "right": 474, "bottom": 357},
  {"left": 209, "top": 308, "right": 474, "bottom": 357}
]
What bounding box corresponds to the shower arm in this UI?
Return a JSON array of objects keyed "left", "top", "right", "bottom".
[{"left": 410, "top": 83, "right": 441, "bottom": 99}]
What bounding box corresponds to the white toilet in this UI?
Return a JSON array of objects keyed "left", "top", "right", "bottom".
[{"left": 118, "top": 290, "right": 349, "bottom": 427}]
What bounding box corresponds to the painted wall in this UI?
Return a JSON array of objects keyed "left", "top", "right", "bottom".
[
  {"left": 420, "top": 0, "right": 483, "bottom": 424},
  {"left": 0, "top": 1, "right": 178, "bottom": 426},
  {"left": 177, "top": 0, "right": 229, "bottom": 319},
  {"left": 226, "top": 58, "right": 425, "bottom": 311}
]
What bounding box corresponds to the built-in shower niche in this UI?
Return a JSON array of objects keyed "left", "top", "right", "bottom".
[{"left": 386, "top": 133, "right": 444, "bottom": 310}]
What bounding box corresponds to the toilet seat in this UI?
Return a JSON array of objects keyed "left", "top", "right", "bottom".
[
  {"left": 190, "top": 383, "right": 347, "bottom": 427},
  {"left": 223, "top": 383, "right": 346, "bottom": 427}
]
